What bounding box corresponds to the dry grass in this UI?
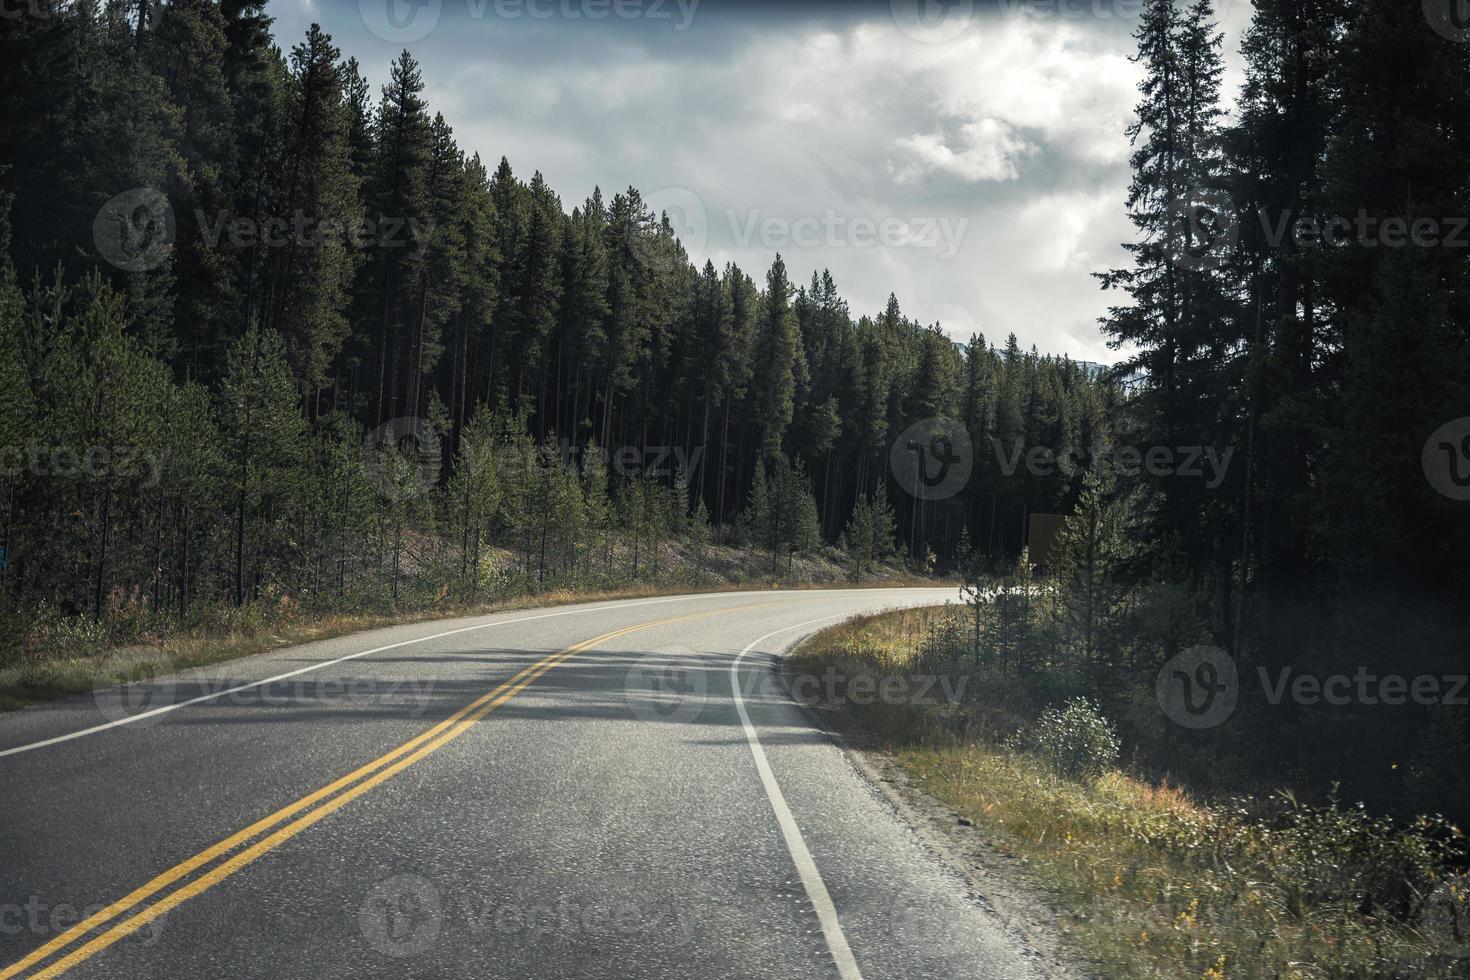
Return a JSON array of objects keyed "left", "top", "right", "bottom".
[{"left": 791, "top": 606, "right": 1469, "bottom": 980}]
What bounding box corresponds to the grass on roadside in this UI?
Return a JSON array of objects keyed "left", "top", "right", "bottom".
[
  {"left": 0, "top": 570, "right": 947, "bottom": 713},
  {"left": 790, "top": 606, "right": 1470, "bottom": 980},
  {"left": 0, "top": 583, "right": 677, "bottom": 712}
]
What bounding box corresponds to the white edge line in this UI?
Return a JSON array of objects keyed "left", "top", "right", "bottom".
[
  {"left": 0, "top": 589, "right": 952, "bottom": 760},
  {"left": 730, "top": 612, "right": 873, "bottom": 980}
]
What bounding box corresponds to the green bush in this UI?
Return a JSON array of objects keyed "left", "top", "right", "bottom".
[
  {"left": 1264, "top": 789, "right": 1459, "bottom": 921},
  {"left": 26, "top": 602, "right": 109, "bottom": 661},
  {"left": 1029, "top": 697, "right": 1121, "bottom": 781}
]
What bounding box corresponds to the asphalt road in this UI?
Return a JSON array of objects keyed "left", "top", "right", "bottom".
[{"left": 0, "top": 588, "right": 1050, "bottom": 979}]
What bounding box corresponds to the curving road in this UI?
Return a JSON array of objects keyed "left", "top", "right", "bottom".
[{"left": 0, "top": 588, "right": 1050, "bottom": 979}]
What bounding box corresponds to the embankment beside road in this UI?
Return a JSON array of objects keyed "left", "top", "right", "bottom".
[{"left": 789, "top": 605, "right": 1469, "bottom": 979}]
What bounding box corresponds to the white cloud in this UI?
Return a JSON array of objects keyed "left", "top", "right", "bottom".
[
  {"left": 895, "top": 120, "right": 1034, "bottom": 183},
  {"left": 1015, "top": 190, "right": 1124, "bottom": 274},
  {"left": 275, "top": 1, "right": 1256, "bottom": 366}
]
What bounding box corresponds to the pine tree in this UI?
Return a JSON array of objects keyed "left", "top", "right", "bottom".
[
  {"left": 598, "top": 189, "right": 653, "bottom": 447},
  {"left": 269, "top": 24, "right": 362, "bottom": 402},
  {"left": 447, "top": 404, "right": 502, "bottom": 594},
  {"left": 218, "top": 325, "right": 307, "bottom": 605},
  {"left": 368, "top": 49, "right": 433, "bottom": 422},
  {"left": 516, "top": 171, "right": 564, "bottom": 421},
  {"left": 579, "top": 439, "right": 612, "bottom": 577},
  {"left": 556, "top": 195, "right": 608, "bottom": 441},
  {"left": 146, "top": 0, "right": 239, "bottom": 365},
  {"left": 687, "top": 497, "right": 711, "bottom": 587},
  {"left": 1049, "top": 468, "right": 1131, "bottom": 678},
  {"left": 402, "top": 112, "right": 468, "bottom": 419},
  {"left": 749, "top": 254, "right": 798, "bottom": 453}
]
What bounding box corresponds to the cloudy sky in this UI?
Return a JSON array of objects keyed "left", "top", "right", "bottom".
[{"left": 268, "top": 0, "right": 1254, "bottom": 364}]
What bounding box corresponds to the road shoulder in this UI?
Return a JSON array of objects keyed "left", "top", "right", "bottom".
[{"left": 772, "top": 656, "right": 1089, "bottom": 979}]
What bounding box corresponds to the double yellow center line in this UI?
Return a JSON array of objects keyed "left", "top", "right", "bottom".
[{"left": 3, "top": 604, "right": 764, "bottom": 979}]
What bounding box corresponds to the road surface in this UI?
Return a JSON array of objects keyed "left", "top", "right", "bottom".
[{"left": 0, "top": 588, "right": 1051, "bottom": 979}]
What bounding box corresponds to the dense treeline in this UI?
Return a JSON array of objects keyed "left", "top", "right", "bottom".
[
  {"left": 976, "top": 0, "right": 1470, "bottom": 817},
  {"left": 0, "top": 0, "right": 1106, "bottom": 639}
]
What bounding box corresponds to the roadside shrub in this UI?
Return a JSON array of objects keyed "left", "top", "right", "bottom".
[
  {"left": 1029, "top": 697, "right": 1121, "bottom": 781},
  {"left": 914, "top": 611, "right": 968, "bottom": 669},
  {"left": 1263, "top": 790, "right": 1459, "bottom": 920},
  {"left": 0, "top": 601, "right": 38, "bottom": 667},
  {"left": 26, "top": 602, "right": 109, "bottom": 660}
]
